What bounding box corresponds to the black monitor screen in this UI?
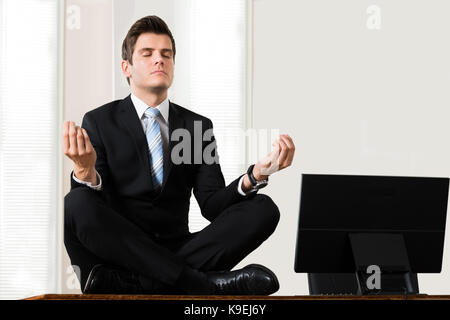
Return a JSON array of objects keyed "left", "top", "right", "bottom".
[{"left": 294, "top": 174, "right": 449, "bottom": 274}]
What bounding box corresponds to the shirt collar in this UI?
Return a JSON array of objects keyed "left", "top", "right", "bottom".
[{"left": 130, "top": 93, "right": 169, "bottom": 123}]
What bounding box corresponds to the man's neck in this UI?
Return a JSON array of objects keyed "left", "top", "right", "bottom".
[{"left": 131, "top": 87, "right": 168, "bottom": 108}]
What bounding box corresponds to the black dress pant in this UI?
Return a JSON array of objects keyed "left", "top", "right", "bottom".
[{"left": 64, "top": 187, "right": 280, "bottom": 291}]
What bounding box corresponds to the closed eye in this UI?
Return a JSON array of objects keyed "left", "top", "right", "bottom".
[
  {"left": 143, "top": 53, "right": 171, "bottom": 58},
  {"left": 139, "top": 48, "right": 173, "bottom": 58}
]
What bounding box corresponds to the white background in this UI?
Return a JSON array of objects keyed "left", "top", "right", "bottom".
[{"left": 249, "top": 0, "right": 450, "bottom": 295}]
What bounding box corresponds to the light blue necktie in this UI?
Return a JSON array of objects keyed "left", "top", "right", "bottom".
[{"left": 144, "top": 107, "right": 164, "bottom": 188}]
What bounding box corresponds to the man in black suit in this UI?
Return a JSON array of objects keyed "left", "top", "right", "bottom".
[{"left": 63, "top": 15, "right": 295, "bottom": 295}]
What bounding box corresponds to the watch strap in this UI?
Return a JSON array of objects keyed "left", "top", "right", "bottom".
[
  {"left": 247, "top": 164, "right": 257, "bottom": 187},
  {"left": 247, "top": 164, "right": 269, "bottom": 190}
]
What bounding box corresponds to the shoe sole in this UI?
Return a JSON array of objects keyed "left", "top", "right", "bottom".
[{"left": 246, "top": 264, "right": 280, "bottom": 295}]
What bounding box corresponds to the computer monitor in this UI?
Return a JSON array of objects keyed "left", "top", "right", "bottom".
[{"left": 294, "top": 174, "right": 449, "bottom": 295}]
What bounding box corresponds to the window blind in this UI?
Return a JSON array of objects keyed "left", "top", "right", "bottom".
[
  {"left": 178, "top": 0, "right": 247, "bottom": 232},
  {"left": 0, "top": 0, "right": 60, "bottom": 299}
]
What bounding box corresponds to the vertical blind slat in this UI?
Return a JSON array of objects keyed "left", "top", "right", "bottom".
[
  {"left": 184, "top": 0, "right": 246, "bottom": 232},
  {"left": 0, "top": 0, "right": 58, "bottom": 299}
]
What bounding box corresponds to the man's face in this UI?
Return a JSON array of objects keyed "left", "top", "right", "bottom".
[{"left": 123, "top": 32, "right": 174, "bottom": 93}]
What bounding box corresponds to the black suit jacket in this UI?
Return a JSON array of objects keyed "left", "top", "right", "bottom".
[{"left": 71, "top": 95, "right": 254, "bottom": 239}]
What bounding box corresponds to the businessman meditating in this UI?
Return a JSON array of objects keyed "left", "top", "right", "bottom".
[{"left": 63, "top": 15, "right": 295, "bottom": 295}]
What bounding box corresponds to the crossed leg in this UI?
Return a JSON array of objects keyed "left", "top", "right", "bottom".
[{"left": 64, "top": 187, "right": 280, "bottom": 292}]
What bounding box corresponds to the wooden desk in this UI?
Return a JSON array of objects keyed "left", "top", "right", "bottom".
[{"left": 25, "top": 294, "right": 450, "bottom": 300}]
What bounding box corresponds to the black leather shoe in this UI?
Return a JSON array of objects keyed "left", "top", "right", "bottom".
[
  {"left": 83, "top": 264, "right": 145, "bottom": 294},
  {"left": 207, "top": 264, "right": 279, "bottom": 295}
]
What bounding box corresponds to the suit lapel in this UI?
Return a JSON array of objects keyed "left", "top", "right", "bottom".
[
  {"left": 117, "top": 95, "right": 154, "bottom": 190},
  {"left": 160, "top": 101, "right": 185, "bottom": 191},
  {"left": 117, "top": 96, "right": 186, "bottom": 194}
]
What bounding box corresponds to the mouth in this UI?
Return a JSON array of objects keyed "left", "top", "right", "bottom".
[{"left": 151, "top": 71, "right": 166, "bottom": 75}]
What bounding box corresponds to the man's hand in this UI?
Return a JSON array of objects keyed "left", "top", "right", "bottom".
[
  {"left": 63, "top": 121, "right": 97, "bottom": 184},
  {"left": 241, "top": 134, "right": 295, "bottom": 193},
  {"left": 254, "top": 134, "right": 295, "bottom": 179}
]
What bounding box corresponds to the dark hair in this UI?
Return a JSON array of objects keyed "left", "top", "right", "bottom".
[{"left": 122, "top": 15, "right": 176, "bottom": 84}]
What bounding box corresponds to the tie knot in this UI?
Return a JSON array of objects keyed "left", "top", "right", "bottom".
[{"left": 144, "top": 107, "right": 160, "bottom": 119}]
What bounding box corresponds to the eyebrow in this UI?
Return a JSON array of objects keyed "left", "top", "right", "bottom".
[{"left": 138, "top": 48, "right": 173, "bottom": 54}]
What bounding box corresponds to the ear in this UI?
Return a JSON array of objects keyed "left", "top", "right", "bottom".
[{"left": 121, "top": 60, "right": 132, "bottom": 78}]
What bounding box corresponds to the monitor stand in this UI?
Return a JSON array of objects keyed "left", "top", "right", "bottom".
[
  {"left": 350, "top": 233, "right": 419, "bottom": 295},
  {"left": 307, "top": 272, "right": 419, "bottom": 295},
  {"left": 308, "top": 233, "right": 419, "bottom": 295}
]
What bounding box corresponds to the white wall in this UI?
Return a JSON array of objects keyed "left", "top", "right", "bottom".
[{"left": 251, "top": 0, "right": 450, "bottom": 295}]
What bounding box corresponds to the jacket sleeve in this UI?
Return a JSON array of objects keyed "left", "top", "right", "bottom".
[{"left": 192, "top": 119, "right": 257, "bottom": 221}]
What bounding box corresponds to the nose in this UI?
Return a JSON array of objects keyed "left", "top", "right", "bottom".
[{"left": 152, "top": 51, "right": 164, "bottom": 65}]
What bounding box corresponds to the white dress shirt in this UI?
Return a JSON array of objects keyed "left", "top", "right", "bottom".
[{"left": 73, "top": 94, "right": 251, "bottom": 196}]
